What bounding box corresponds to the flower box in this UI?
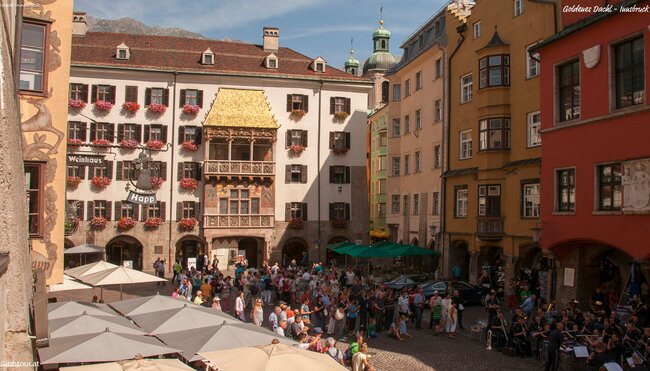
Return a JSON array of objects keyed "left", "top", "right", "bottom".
[
  {"left": 144, "top": 217, "right": 163, "bottom": 228},
  {"left": 68, "top": 138, "right": 83, "bottom": 146},
  {"left": 291, "top": 109, "right": 306, "bottom": 118},
  {"left": 147, "top": 103, "right": 167, "bottom": 114},
  {"left": 150, "top": 176, "right": 164, "bottom": 189},
  {"left": 92, "top": 138, "right": 111, "bottom": 147},
  {"left": 93, "top": 100, "right": 113, "bottom": 112},
  {"left": 179, "top": 217, "right": 198, "bottom": 231},
  {"left": 122, "top": 101, "right": 140, "bottom": 113},
  {"left": 90, "top": 216, "right": 107, "bottom": 230},
  {"left": 67, "top": 176, "right": 82, "bottom": 187},
  {"left": 289, "top": 144, "right": 304, "bottom": 155},
  {"left": 182, "top": 104, "right": 200, "bottom": 115},
  {"left": 288, "top": 218, "right": 304, "bottom": 230},
  {"left": 332, "top": 147, "right": 349, "bottom": 155},
  {"left": 69, "top": 99, "right": 86, "bottom": 109},
  {"left": 91, "top": 176, "right": 111, "bottom": 190},
  {"left": 146, "top": 140, "right": 165, "bottom": 150},
  {"left": 117, "top": 217, "right": 137, "bottom": 230},
  {"left": 181, "top": 140, "right": 198, "bottom": 152},
  {"left": 331, "top": 218, "right": 348, "bottom": 229},
  {"left": 119, "top": 139, "right": 139, "bottom": 149},
  {"left": 179, "top": 177, "right": 198, "bottom": 191},
  {"left": 334, "top": 111, "right": 349, "bottom": 120}
]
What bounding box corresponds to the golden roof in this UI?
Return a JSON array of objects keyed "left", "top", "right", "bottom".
[{"left": 203, "top": 88, "right": 278, "bottom": 129}]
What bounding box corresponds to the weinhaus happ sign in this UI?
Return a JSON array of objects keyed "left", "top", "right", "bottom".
[{"left": 126, "top": 151, "right": 160, "bottom": 205}]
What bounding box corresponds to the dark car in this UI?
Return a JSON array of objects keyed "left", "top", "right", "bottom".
[
  {"left": 418, "top": 280, "right": 487, "bottom": 305},
  {"left": 382, "top": 274, "right": 431, "bottom": 291}
]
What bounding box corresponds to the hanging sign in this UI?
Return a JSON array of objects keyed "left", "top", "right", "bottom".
[
  {"left": 67, "top": 154, "right": 105, "bottom": 166},
  {"left": 127, "top": 191, "right": 157, "bottom": 205},
  {"left": 125, "top": 150, "right": 160, "bottom": 205}
]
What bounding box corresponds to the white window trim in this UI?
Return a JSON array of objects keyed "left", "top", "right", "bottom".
[
  {"left": 459, "top": 129, "right": 472, "bottom": 160},
  {"left": 523, "top": 183, "right": 541, "bottom": 218},
  {"left": 527, "top": 111, "right": 542, "bottom": 147},
  {"left": 514, "top": 0, "right": 524, "bottom": 16},
  {"left": 461, "top": 73, "right": 473, "bottom": 103},
  {"left": 473, "top": 21, "right": 481, "bottom": 39},
  {"left": 456, "top": 188, "right": 468, "bottom": 217},
  {"left": 526, "top": 44, "right": 540, "bottom": 79},
  {"left": 554, "top": 166, "right": 577, "bottom": 215}
]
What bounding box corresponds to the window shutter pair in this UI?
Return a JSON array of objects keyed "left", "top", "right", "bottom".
[
  {"left": 116, "top": 162, "right": 123, "bottom": 181},
  {"left": 105, "top": 161, "right": 114, "bottom": 180},
  {"left": 105, "top": 201, "right": 112, "bottom": 221},
  {"left": 80, "top": 84, "right": 89, "bottom": 102},
  {"left": 144, "top": 88, "right": 166, "bottom": 106},
  {"left": 329, "top": 97, "right": 351, "bottom": 114},
  {"left": 108, "top": 86, "right": 116, "bottom": 104},
  {"left": 125, "top": 86, "right": 138, "bottom": 103},
  {"left": 285, "top": 94, "right": 309, "bottom": 112}
]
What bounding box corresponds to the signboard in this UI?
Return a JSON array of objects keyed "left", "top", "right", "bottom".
[
  {"left": 187, "top": 258, "right": 197, "bottom": 270},
  {"left": 127, "top": 191, "right": 157, "bottom": 205},
  {"left": 67, "top": 154, "right": 105, "bottom": 166},
  {"left": 538, "top": 271, "right": 548, "bottom": 300},
  {"left": 123, "top": 260, "right": 133, "bottom": 269},
  {"left": 564, "top": 267, "right": 575, "bottom": 287}
]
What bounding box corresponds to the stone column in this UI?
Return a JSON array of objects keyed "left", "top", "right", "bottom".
[
  {"left": 227, "top": 139, "right": 233, "bottom": 161},
  {"left": 249, "top": 139, "right": 255, "bottom": 161}
]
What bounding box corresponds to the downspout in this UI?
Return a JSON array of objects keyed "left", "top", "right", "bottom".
[
  {"left": 317, "top": 80, "right": 323, "bottom": 262},
  {"left": 167, "top": 71, "right": 178, "bottom": 274}
]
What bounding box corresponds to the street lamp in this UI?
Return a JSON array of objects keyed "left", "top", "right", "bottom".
[
  {"left": 531, "top": 225, "right": 543, "bottom": 244},
  {"left": 429, "top": 224, "right": 437, "bottom": 237}
]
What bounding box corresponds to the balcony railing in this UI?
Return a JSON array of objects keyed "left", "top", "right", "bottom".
[
  {"left": 204, "top": 160, "right": 275, "bottom": 176},
  {"left": 476, "top": 217, "right": 504, "bottom": 241},
  {"left": 204, "top": 214, "right": 274, "bottom": 228}
]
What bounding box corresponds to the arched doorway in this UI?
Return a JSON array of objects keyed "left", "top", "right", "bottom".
[
  {"left": 238, "top": 238, "right": 259, "bottom": 268},
  {"left": 176, "top": 236, "right": 206, "bottom": 270},
  {"left": 477, "top": 246, "right": 505, "bottom": 295},
  {"left": 410, "top": 237, "right": 419, "bottom": 246},
  {"left": 326, "top": 236, "right": 348, "bottom": 265},
  {"left": 578, "top": 246, "right": 641, "bottom": 307},
  {"left": 282, "top": 238, "right": 308, "bottom": 268},
  {"left": 449, "top": 240, "right": 470, "bottom": 281},
  {"left": 106, "top": 235, "right": 143, "bottom": 271}
]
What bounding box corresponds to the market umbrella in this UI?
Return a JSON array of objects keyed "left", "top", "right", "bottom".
[
  {"left": 199, "top": 342, "right": 348, "bottom": 371},
  {"left": 110, "top": 293, "right": 190, "bottom": 317},
  {"left": 78, "top": 266, "right": 166, "bottom": 300},
  {"left": 64, "top": 244, "right": 105, "bottom": 255},
  {"left": 129, "top": 304, "right": 239, "bottom": 335},
  {"left": 326, "top": 241, "right": 356, "bottom": 252},
  {"left": 60, "top": 357, "right": 193, "bottom": 371},
  {"left": 49, "top": 312, "right": 145, "bottom": 338},
  {"left": 65, "top": 261, "right": 119, "bottom": 279},
  {"left": 379, "top": 243, "right": 438, "bottom": 256},
  {"left": 48, "top": 301, "right": 118, "bottom": 320},
  {"left": 156, "top": 321, "right": 297, "bottom": 362},
  {"left": 38, "top": 328, "right": 180, "bottom": 365},
  {"left": 48, "top": 275, "right": 94, "bottom": 293}
]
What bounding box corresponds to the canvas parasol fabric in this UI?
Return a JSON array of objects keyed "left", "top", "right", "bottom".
[
  {"left": 64, "top": 261, "right": 119, "bottom": 279},
  {"left": 64, "top": 244, "right": 105, "bottom": 255},
  {"left": 378, "top": 243, "right": 438, "bottom": 257},
  {"left": 345, "top": 245, "right": 392, "bottom": 258},
  {"left": 60, "top": 357, "right": 194, "bottom": 371},
  {"left": 38, "top": 328, "right": 180, "bottom": 365},
  {"left": 156, "top": 321, "right": 297, "bottom": 361},
  {"left": 199, "top": 342, "right": 348, "bottom": 371},
  {"left": 48, "top": 301, "right": 118, "bottom": 320},
  {"left": 110, "top": 293, "right": 190, "bottom": 316},
  {"left": 128, "top": 304, "right": 239, "bottom": 334},
  {"left": 48, "top": 275, "right": 94, "bottom": 293},
  {"left": 49, "top": 312, "right": 145, "bottom": 338},
  {"left": 325, "top": 241, "right": 356, "bottom": 252},
  {"left": 78, "top": 266, "right": 166, "bottom": 300}
]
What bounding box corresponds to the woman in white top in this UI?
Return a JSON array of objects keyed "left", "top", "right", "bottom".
[
  {"left": 252, "top": 298, "right": 264, "bottom": 326},
  {"left": 441, "top": 292, "right": 452, "bottom": 333},
  {"left": 235, "top": 291, "right": 246, "bottom": 321}
]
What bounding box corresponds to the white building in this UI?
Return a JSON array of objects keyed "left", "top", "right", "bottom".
[{"left": 66, "top": 15, "right": 371, "bottom": 273}]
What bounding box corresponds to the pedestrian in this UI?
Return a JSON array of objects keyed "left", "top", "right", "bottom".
[
  {"left": 448, "top": 303, "right": 457, "bottom": 338},
  {"left": 429, "top": 293, "right": 442, "bottom": 335},
  {"left": 325, "top": 337, "right": 345, "bottom": 365},
  {"left": 545, "top": 322, "right": 564, "bottom": 371},
  {"left": 222, "top": 276, "right": 232, "bottom": 313},
  {"left": 193, "top": 290, "right": 204, "bottom": 305},
  {"left": 235, "top": 291, "right": 246, "bottom": 321},
  {"left": 269, "top": 306, "right": 281, "bottom": 331},
  {"left": 172, "top": 259, "right": 181, "bottom": 284},
  {"left": 211, "top": 296, "right": 222, "bottom": 311},
  {"left": 413, "top": 288, "right": 425, "bottom": 329},
  {"left": 252, "top": 298, "right": 264, "bottom": 326},
  {"left": 352, "top": 343, "right": 374, "bottom": 371},
  {"left": 486, "top": 290, "right": 500, "bottom": 337},
  {"left": 451, "top": 289, "right": 466, "bottom": 329},
  {"left": 441, "top": 292, "right": 452, "bottom": 333},
  {"left": 275, "top": 320, "right": 288, "bottom": 337}
]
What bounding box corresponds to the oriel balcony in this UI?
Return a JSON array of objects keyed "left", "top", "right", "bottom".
[
  {"left": 476, "top": 216, "right": 505, "bottom": 241},
  {"left": 204, "top": 160, "right": 275, "bottom": 176},
  {"left": 204, "top": 136, "right": 275, "bottom": 179}
]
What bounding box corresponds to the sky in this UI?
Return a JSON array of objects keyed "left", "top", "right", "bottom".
[{"left": 75, "top": 0, "right": 449, "bottom": 69}]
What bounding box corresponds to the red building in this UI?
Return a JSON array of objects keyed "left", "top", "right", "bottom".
[{"left": 536, "top": 0, "right": 650, "bottom": 306}]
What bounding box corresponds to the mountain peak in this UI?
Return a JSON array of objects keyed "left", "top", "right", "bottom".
[{"left": 85, "top": 15, "right": 206, "bottom": 39}]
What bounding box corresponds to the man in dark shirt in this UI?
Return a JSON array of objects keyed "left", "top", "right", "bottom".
[
  {"left": 452, "top": 289, "right": 466, "bottom": 329},
  {"left": 490, "top": 311, "right": 507, "bottom": 350},
  {"left": 486, "top": 290, "right": 500, "bottom": 336},
  {"left": 588, "top": 341, "right": 614, "bottom": 370},
  {"left": 511, "top": 316, "right": 530, "bottom": 356},
  {"left": 545, "top": 322, "right": 564, "bottom": 371}
]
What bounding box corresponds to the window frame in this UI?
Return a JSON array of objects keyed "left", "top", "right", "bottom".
[
  {"left": 404, "top": 79, "right": 411, "bottom": 97},
  {"left": 68, "top": 121, "right": 85, "bottom": 141},
  {"left": 433, "top": 145, "right": 441, "bottom": 168},
  {"left": 432, "top": 192, "right": 440, "bottom": 215},
  {"left": 461, "top": 73, "right": 473, "bottom": 103},
  {"left": 613, "top": 35, "right": 645, "bottom": 109},
  {"left": 25, "top": 161, "right": 46, "bottom": 238},
  {"left": 473, "top": 21, "right": 481, "bottom": 39},
  {"left": 596, "top": 163, "right": 623, "bottom": 211},
  {"left": 514, "top": 0, "right": 524, "bottom": 16},
  {"left": 521, "top": 181, "right": 541, "bottom": 218},
  {"left": 478, "top": 118, "right": 511, "bottom": 151},
  {"left": 404, "top": 114, "right": 411, "bottom": 134},
  {"left": 527, "top": 111, "right": 541, "bottom": 148},
  {"left": 182, "top": 201, "right": 197, "bottom": 219},
  {"left": 391, "top": 156, "right": 400, "bottom": 176},
  {"left": 404, "top": 154, "right": 410, "bottom": 175},
  {"left": 478, "top": 184, "right": 502, "bottom": 217},
  {"left": 413, "top": 194, "right": 420, "bottom": 215},
  {"left": 392, "top": 118, "right": 401, "bottom": 137},
  {"left": 526, "top": 45, "right": 540, "bottom": 79},
  {"left": 19, "top": 20, "right": 49, "bottom": 94},
  {"left": 415, "top": 71, "right": 422, "bottom": 90},
  {"left": 459, "top": 130, "right": 472, "bottom": 160},
  {"left": 393, "top": 84, "right": 401, "bottom": 101},
  {"left": 555, "top": 167, "right": 576, "bottom": 213},
  {"left": 435, "top": 58, "right": 443, "bottom": 79},
  {"left": 434, "top": 99, "right": 442, "bottom": 122},
  {"left": 479, "top": 55, "right": 510, "bottom": 89},
  {"left": 454, "top": 186, "right": 468, "bottom": 218},
  {"left": 414, "top": 151, "right": 421, "bottom": 173},
  {"left": 391, "top": 195, "right": 400, "bottom": 214},
  {"left": 557, "top": 59, "right": 581, "bottom": 123},
  {"left": 415, "top": 110, "right": 422, "bottom": 130}
]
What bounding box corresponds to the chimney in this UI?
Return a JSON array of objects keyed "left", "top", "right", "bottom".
[
  {"left": 263, "top": 27, "right": 279, "bottom": 52},
  {"left": 72, "top": 12, "right": 87, "bottom": 36}
]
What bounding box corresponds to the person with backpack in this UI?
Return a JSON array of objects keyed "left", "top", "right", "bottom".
[
  {"left": 352, "top": 343, "right": 374, "bottom": 371},
  {"left": 172, "top": 259, "right": 182, "bottom": 284},
  {"left": 325, "top": 337, "right": 344, "bottom": 365}
]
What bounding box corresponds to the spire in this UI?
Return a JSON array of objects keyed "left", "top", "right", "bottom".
[
  {"left": 344, "top": 37, "right": 360, "bottom": 75},
  {"left": 372, "top": 5, "right": 391, "bottom": 53}
]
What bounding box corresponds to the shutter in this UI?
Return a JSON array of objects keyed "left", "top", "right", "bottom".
[
  {"left": 161, "top": 126, "right": 168, "bottom": 143},
  {"left": 141, "top": 205, "right": 148, "bottom": 221},
  {"left": 176, "top": 202, "right": 183, "bottom": 221},
  {"left": 285, "top": 131, "right": 291, "bottom": 149},
  {"left": 194, "top": 162, "right": 202, "bottom": 181},
  {"left": 345, "top": 166, "right": 351, "bottom": 184},
  {"left": 346, "top": 132, "right": 351, "bottom": 149},
  {"left": 106, "top": 201, "right": 112, "bottom": 221},
  {"left": 301, "top": 165, "right": 307, "bottom": 184},
  {"left": 285, "top": 165, "right": 291, "bottom": 183},
  {"left": 195, "top": 128, "right": 202, "bottom": 144},
  {"left": 301, "top": 131, "right": 308, "bottom": 147},
  {"left": 162, "top": 89, "right": 170, "bottom": 106},
  {"left": 81, "top": 84, "right": 89, "bottom": 102},
  {"left": 329, "top": 166, "right": 334, "bottom": 183},
  {"left": 115, "top": 202, "right": 122, "bottom": 220},
  {"left": 77, "top": 202, "right": 84, "bottom": 220},
  {"left": 178, "top": 127, "right": 185, "bottom": 144},
  {"left": 195, "top": 202, "right": 200, "bottom": 219},
  {"left": 116, "top": 161, "right": 123, "bottom": 181},
  {"left": 177, "top": 163, "right": 183, "bottom": 181},
  {"left": 330, "top": 97, "right": 335, "bottom": 114},
  {"left": 87, "top": 164, "right": 94, "bottom": 180},
  {"left": 160, "top": 202, "right": 166, "bottom": 221},
  {"left": 79, "top": 165, "right": 86, "bottom": 180},
  {"left": 117, "top": 124, "right": 124, "bottom": 143},
  {"left": 345, "top": 203, "right": 351, "bottom": 220},
  {"left": 329, "top": 132, "right": 335, "bottom": 149},
  {"left": 197, "top": 90, "right": 203, "bottom": 108},
  {"left": 145, "top": 88, "right": 151, "bottom": 106},
  {"left": 109, "top": 86, "right": 116, "bottom": 104},
  {"left": 125, "top": 86, "right": 138, "bottom": 102},
  {"left": 286, "top": 95, "right": 292, "bottom": 112},
  {"left": 143, "top": 125, "right": 150, "bottom": 142},
  {"left": 179, "top": 89, "right": 186, "bottom": 108},
  {"left": 133, "top": 204, "right": 140, "bottom": 221},
  {"left": 91, "top": 85, "right": 98, "bottom": 103},
  {"left": 160, "top": 162, "right": 167, "bottom": 181},
  {"left": 329, "top": 203, "right": 334, "bottom": 219},
  {"left": 285, "top": 203, "right": 291, "bottom": 221},
  {"left": 303, "top": 95, "right": 309, "bottom": 112},
  {"left": 87, "top": 201, "right": 94, "bottom": 220},
  {"left": 106, "top": 161, "right": 113, "bottom": 179},
  {"left": 135, "top": 124, "right": 142, "bottom": 142},
  {"left": 345, "top": 98, "right": 351, "bottom": 114},
  {"left": 108, "top": 123, "right": 115, "bottom": 142},
  {"left": 80, "top": 122, "right": 87, "bottom": 142},
  {"left": 89, "top": 122, "right": 96, "bottom": 141},
  {"left": 302, "top": 203, "right": 308, "bottom": 221}
]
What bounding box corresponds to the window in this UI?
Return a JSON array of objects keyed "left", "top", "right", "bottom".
[
  {"left": 460, "top": 130, "right": 472, "bottom": 159},
  {"left": 330, "top": 97, "right": 351, "bottom": 114},
  {"left": 94, "top": 122, "right": 112, "bottom": 141},
  {"left": 125, "top": 85, "right": 138, "bottom": 103},
  {"left": 381, "top": 81, "right": 389, "bottom": 103},
  {"left": 435, "top": 58, "right": 443, "bottom": 79},
  {"left": 514, "top": 0, "right": 524, "bottom": 16},
  {"left": 479, "top": 55, "right": 510, "bottom": 88},
  {"left": 330, "top": 166, "right": 350, "bottom": 184},
  {"left": 202, "top": 49, "right": 214, "bottom": 64},
  {"left": 415, "top": 110, "right": 421, "bottom": 130},
  {"left": 122, "top": 123, "right": 138, "bottom": 142},
  {"left": 120, "top": 202, "right": 135, "bottom": 218},
  {"left": 69, "top": 83, "right": 88, "bottom": 102},
  {"left": 473, "top": 21, "right": 481, "bottom": 39},
  {"left": 149, "top": 125, "right": 163, "bottom": 141},
  {"left": 146, "top": 202, "right": 163, "bottom": 219},
  {"left": 556, "top": 168, "right": 576, "bottom": 212},
  {"left": 558, "top": 60, "right": 580, "bottom": 122},
  {"left": 316, "top": 62, "right": 325, "bottom": 72},
  {"left": 379, "top": 155, "right": 386, "bottom": 170},
  {"left": 119, "top": 161, "right": 134, "bottom": 180},
  {"left": 181, "top": 126, "right": 199, "bottom": 143},
  {"left": 478, "top": 185, "right": 501, "bottom": 216},
  {"left": 404, "top": 115, "right": 411, "bottom": 134},
  {"left": 117, "top": 48, "right": 127, "bottom": 60},
  {"left": 393, "top": 84, "right": 401, "bottom": 101},
  {"left": 392, "top": 119, "right": 401, "bottom": 137},
  {"left": 67, "top": 165, "right": 83, "bottom": 178},
  {"left": 151, "top": 88, "right": 164, "bottom": 105},
  {"left": 25, "top": 162, "right": 44, "bottom": 237},
  {"left": 286, "top": 164, "right": 307, "bottom": 184},
  {"left": 181, "top": 201, "right": 197, "bottom": 219},
  {"left": 434, "top": 99, "right": 442, "bottom": 122},
  {"left": 434, "top": 145, "right": 441, "bottom": 168},
  {"left": 287, "top": 94, "right": 309, "bottom": 112},
  {"left": 405, "top": 79, "right": 411, "bottom": 97},
  {"left": 432, "top": 192, "right": 440, "bottom": 215},
  {"left": 403, "top": 195, "right": 409, "bottom": 215},
  {"left": 180, "top": 162, "right": 199, "bottom": 179},
  {"left": 379, "top": 132, "right": 388, "bottom": 146},
  {"left": 415, "top": 151, "right": 421, "bottom": 172},
  {"left": 19, "top": 22, "right": 47, "bottom": 92},
  {"left": 404, "top": 155, "right": 410, "bottom": 175},
  {"left": 526, "top": 46, "right": 540, "bottom": 78},
  {"left": 615, "top": 37, "right": 645, "bottom": 109},
  {"left": 527, "top": 112, "right": 541, "bottom": 147},
  {"left": 455, "top": 187, "right": 468, "bottom": 217},
  {"left": 68, "top": 121, "right": 86, "bottom": 141},
  {"left": 330, "top": 202, "right": 349, "bottom": 220},
  {"left": 93, "top": 164, "right": 108, "bottom": 178},
  {"left": 94, "top": 200, "right": 108, "bottom": 218},
  {"left": 391, "top": 195, "right": 400, "bottom": 214},
  {"left": 479, "top": 118, "right": 511, "bottom": 150},
  {"left": 413, "top": 194, "right": 420, "bottom": 215},
  {"left": 379, "top": 179, "right": 386, "bottom": 194},
  {"left": 415, "top": 71, "right": 422, "bottom": 90},
  {"left": 330, "top": 131, "right": 351, "bottom": 150},
  {"left": 289, "top": 202, "right": 308, "bottom": 220},
  {"left": 286, "top": 129, "right": 307, "bottom": 147},
  {"left": 228, "top": 189, "right": 259, "bottom": 215},
  {"left": 522, "top": 182, "right": 540, "bottom": 218},
  {"left": 597, "top": 163, "right": 622, "bottom": 211},
  {"left": 182, "top": 89, "right": 202, "bottom": 106},
  {"left": 378, "top": 203, "right": 387, "bottom": 218},
  {"left": 391, "top": 157, "right": 400, "bottom": 176},
  {"left": 461, "top": 74, "right": 473, "bottom": 103}
]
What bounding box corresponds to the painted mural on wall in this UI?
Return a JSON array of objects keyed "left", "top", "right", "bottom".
[{"left": 623, "top": 158, "right": 650, "bottom": 214}]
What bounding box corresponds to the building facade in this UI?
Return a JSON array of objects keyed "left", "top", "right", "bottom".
[
  {"left": 66, "top": 23, "right": 371, "bottom": 274},
  {"left": 368, "top": 105, "right": 389, "bottom": 241},
  {"left": 536, "top": 0, "right": 650, "bottom": 306},
  {"left": 442, "top": 0, "right": 555, "bottom": 288}
]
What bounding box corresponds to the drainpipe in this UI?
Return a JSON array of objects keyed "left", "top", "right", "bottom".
[
  {"left": 167, "top": 71, "right": 178, "bottom": 274},
  {"left": 316, "top": 80, "right": 323, "bottom": 262}
]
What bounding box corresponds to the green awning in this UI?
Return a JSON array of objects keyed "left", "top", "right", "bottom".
[{"left": 326, "top": 241, "right": 357, "bottom": 252}]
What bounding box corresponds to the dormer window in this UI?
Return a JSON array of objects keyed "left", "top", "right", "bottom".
[
  {"left": 202, "top": 48, "right": 214, "bottom": 65},
  {"left": 312, "top": 57, "right": 326, "bottom": 73},
  {"left": 116, "top": 43, "right": 130, "bottom": 60},
  {"left": 265, "top": 53, "right": 278, "bottom": 69}
]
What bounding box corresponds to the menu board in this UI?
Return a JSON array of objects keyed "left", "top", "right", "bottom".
[{"left": 539, "top": 271, "right": 548, "bottom": 300}]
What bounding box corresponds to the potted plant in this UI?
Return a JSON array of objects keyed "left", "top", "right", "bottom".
[
  {"left": 91, "top": 176, "right": 111, "bottom": 190},
  {"left": 291, "top": 109, "right": 306, "bottom": 118},
  {"left": 150, "top": 176, "right": 164, "bottom": 189},
  {"left": 144, "top": 217, "right": 163, "bottom": 228},
  {"left": 179, "top": 217, "right": 198, "bottom": 231},
  {"left": 68, "top": 99, "right": 86, "bottom": 109},
  {"left": 182, "top": 104, "right": 200, "bottom": 115},
  {"left": 147, "top": 103, "right": 167, "bottom": 114},
  {"left": 119, "top": 139, "right": 139, "bottom": 149},
  {"left": 93, "top": 100, "right": 113, "bottom": 112},
  {"left": 289, "top": 144, "right": 304, "bottom": 155},
  {"left": 334, "top": 111, "right": 349, "bottom": 120},
  {"left": 146, "top": 140, "right": 165, "bottom": 150},
  {"left": 122, "top": 101, "right": 140, "bottom": 113},
  {"left": 90, "top": 216, "right": 107, "bottom": 230},
  {"left": 332, "top": 147, "right": 349, "bottom": 155},
  {"left": 92, "top": 138, "right": 111, "bottom": 147},
  {"left": 179, "top": 177, "right": 198, "bottom": 191},
  {"left": 117, "top": 216, "right": 137, "bottom": 230},
  {"left": 331, "top": 218, "right": 348, "bottom": 228},
  {"left": 181, "top": 140, "right": 198, "bottom": 152},
  {"left": 288, "top": 218, "right": 304, "bottom": 230},
  {"left": 68, "top": 138, "right": 83, "bottom": 146},
  {"left": 67, "top": 176, "right": 82, "bottom": 187}
]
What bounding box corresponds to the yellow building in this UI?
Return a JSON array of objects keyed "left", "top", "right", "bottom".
[{"left": 443, "top": 0, "right": 555, "bottom": 287}]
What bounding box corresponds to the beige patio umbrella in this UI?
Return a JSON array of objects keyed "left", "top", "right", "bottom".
[
  {"left": 60, "top": 356, "right": 193, "bottom": 371},
  {"left": 49, "top": 312, "right": 145, "bottom": 338},
  {"left": 48, "top": 301, "right": 118, "bottom": 320},
  {"left": 110, "top": 293, "right": 190, "bottom": 316},
  {"left": 129, "top": 304, "right": 239, "bottom": 335},
  {"left": 48, "top": 275, "right": 93, "bottom": 293},
  {"left": 78, "top": 266, "right": 166, "bottom": 300},
  {"left": 64, "top": 260, "right": 119, "bottom": 279},
  {"left": 199, "top": 342, "right": 348, "bottom": 371}
]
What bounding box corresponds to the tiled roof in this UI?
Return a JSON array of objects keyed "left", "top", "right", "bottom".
[
  {"left": 502, "top": 157, "right": 541, "bottom": 169},
  {"left": 204, "top": 89, "right": 278, "bottom": 129},
  {"left": 71, "top": 32, "right": 370, "bottom": 83},
  {"left": 442, "top": 167, "right": 478, "bottom": 178}
]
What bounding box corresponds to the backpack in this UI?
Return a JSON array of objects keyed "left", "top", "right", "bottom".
[
  {"left": 251, "top": 283, "right": 260, "bottom": 296},
  {"left": 343, "top": 344, "right": 355, "bottom": 365}
]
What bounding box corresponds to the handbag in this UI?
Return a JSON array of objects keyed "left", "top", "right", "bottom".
[
  {"left": 459, "top": 303, "right": 465, "bottom": 311},
  {"left": 335, "top": 308, "right": 345, "bottom": 320}
]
